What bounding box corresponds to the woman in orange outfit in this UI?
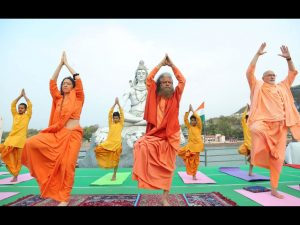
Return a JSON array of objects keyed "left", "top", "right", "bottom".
[{"left": 22, "top": 52, "right": 84, "bottom": 206}]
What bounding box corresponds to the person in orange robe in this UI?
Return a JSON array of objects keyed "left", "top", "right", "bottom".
[
  {"left": 94, "top": 97, "right": 124, "bottom": 181},
  {"left": 238, "top": 104, "right": 254, "bottom": 176},
  {"left": 178, "top": 104, "right": 204, "bottom": 180},
  {"left": 132, "top": 54, "right": 186, "bottom": 206},
  {"left": 0, "top": 89, "right": 32, "bottom": 182},
  {"left": 247, "top": 43, "right": 300, "bottom": 199},
  {"left": 21, "top": 52, "right": 84, "bottom": 206}
]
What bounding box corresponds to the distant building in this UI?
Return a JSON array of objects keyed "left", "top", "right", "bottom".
[{"left": 204, "top": 134, "right": 226, "bottom": 143}]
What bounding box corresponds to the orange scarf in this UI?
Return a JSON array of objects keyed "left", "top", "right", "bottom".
[{"left": 144, "top": 80, "right": 181, "bottom": 138}]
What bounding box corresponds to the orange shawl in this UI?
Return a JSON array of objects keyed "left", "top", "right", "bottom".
[
  {"left": 144, "top": 80, "right": 181, "bottom": 139},
  {"left": 41, "top": 82, "right": 77, "bottom": 133}
]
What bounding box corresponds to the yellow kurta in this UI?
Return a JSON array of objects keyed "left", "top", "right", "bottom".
[
  {"left": 181, "top": 112, "right": 204, "bottom": 152},
  {"left": 238, "top": 108, "right": 252, "bottom": 156},
  {"left": 99, "top": 107, "right": 124, "bottom": 151},
  {"left": 94, "top": 107, "right": 124, "bottom": 168},
  {"left": 3, "top": 100, "right": 32, "bottom": 148}
]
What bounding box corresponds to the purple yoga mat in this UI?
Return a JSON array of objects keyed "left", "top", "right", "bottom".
[
  {"left": 219, "top": 167, "right": 269, "bottom": 181},
  {"left": 0, "top": 172, "right": 9, "bottom": 176},
  {"left": 0, "top": 173, "right": 33, "bottom": 184},
  {"left": 0, "top": 192, "right": 19, "bottom": 201},
  {"left": 288, "top": 185, "right": 300, "bottom": 191},
  {"left": 235, "top": 189, "right": 300, "bottom": 206},
  {"left": 178, "top": 171, "right": 216, "bottom": 184}
]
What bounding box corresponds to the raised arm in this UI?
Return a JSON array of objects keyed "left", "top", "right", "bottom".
[
  {"left": 22, "top": 89, "right": 32, "bottom": 118},
  {"left": 247, "top": 43, "right": 267, "bottom": 90},
  {"left": 184, "top": 105, "right": 191, "bottom": 128},
  {"left": 146, "top": 54, "right": 168, "bottom": 89},
  {"left": 63, "top": 52, "right": 84, "bottom": 100},
  {"left": 108, "top": 105, "right": 115, "bottom": 127},
  {"left": 11, "top": 89, "right": 23, "bottom": 115},
  {"left": 166, "top": 54, "right": 186, "bottom": 93},
  {"left": 51, "top": 52, "right": 64, "bottom": 81},
  {"left": 278, "top": 45, "right": 298, "bottom": 87},
  {"left": 50, "top": 52, "right": 64, "bottom": 99},
  {"left": 116, "top": 97, "right": 124, "bottom": 126}
]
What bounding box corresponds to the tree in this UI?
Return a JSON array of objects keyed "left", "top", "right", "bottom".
[{"left": 83, "top": 124, "right": 99, "bottom": 141}]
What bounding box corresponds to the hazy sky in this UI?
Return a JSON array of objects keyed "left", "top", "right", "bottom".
[{"left": 1, "top": 19, "right": 300, "bottom": 131}]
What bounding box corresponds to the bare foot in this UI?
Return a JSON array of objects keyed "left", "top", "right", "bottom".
[
  {"left": 161, "top": 199, "right": 170, "bottom": 206},
  {"left": 192, "top": 176, "right": 197, "bottom": 180},
  {"left": 248, "top": 173, "right": 253, "bottom": 176},
  {"left": 111, "top": 176, "right": 116, "bottom": 181},
  {"left": 11, "top": 176, "right": 17, "bottom": 182},
  {"left": 58, "top": 201, "right": 69, "bottom": 206},
  {"left": 271, "top": 190, "right": 284, "bottom": 199}
]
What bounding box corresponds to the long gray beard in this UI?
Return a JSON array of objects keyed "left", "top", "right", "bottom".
[{"left": 158, "top": 87, "right": 174, "bottom": 99}]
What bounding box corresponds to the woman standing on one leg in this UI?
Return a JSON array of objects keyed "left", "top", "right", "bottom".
[{"left": 22, "top": 51, "right": 84, "bottom": 206}]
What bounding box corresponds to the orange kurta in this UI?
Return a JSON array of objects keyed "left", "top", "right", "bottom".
[
  {"left": 94, "top": 107, "right": 124, "bottom": 168},
  {"left": 247, "top": 65, "right": 299, "bottom": 188},
  {"left": 0, "top": 99, "right": 32, "bottom": 177},
  {"left": 132, "top": 65, "right": 185, "bottom": 190},
  {"left": 178, "top": 112, "right": 203, "bottom": 176},
  {"left": 21, "top": 78, "right": 84, "bottom": 202}
]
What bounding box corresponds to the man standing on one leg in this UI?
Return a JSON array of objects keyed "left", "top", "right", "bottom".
[
  {"left": 133, "top": 54, "right": 186, "bottom": 206},
  {"left": 0, "top": 89, "right": 32, "bottom": 182},
  {"left": 247, "top": 43, "right": 300, "bottom": 199}
]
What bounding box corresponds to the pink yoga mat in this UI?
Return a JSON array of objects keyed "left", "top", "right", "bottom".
[
  {"left": 0, "top": 172, "right": 9, "bottom": 176},
  {"left": 0, "top": 173, "right": 33, "bottom": 184},
  {"left": 235, "top": 189, "right": 300, "bottom": 206},
  {"left": 178, "top": 171, "right": 216, "bottom": 184},
  {"left": 0, "top": 192, "right": 19, "bottom": 201},
  {"left": 288, "top": 185, "right": 300, "bottom": 191}
]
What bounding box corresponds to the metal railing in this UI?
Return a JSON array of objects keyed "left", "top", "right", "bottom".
[{"left": 200, "top": 147, "right": 247, "bottom": 167}]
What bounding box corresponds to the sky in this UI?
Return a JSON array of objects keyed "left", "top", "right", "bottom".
[{"left": 1, "top": 19, "right": 300, "bottom": 131}]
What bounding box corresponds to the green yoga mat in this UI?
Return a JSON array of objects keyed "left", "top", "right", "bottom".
[{"left": 90, "top": 172, "right": 131, "bottom": 185}]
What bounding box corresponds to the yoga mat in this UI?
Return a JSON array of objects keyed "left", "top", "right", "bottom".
[
  {"left": 235, "top": 189, "right": 300, "bottom": 206},
  {"left": 0, "top": 172, "right": 9, "bottom": 176},
  {"left": 219, "top": 167, "right": 269, "bottom": 181},
  {"left": 0, "top": 173, "right": 33, "bottom": 184},
  {"left": 284, "top": 164, "right": 300, "bottom": 169},
  {"left": 90, "top": 172, "right": 131, "bottom": 185},
  {"left": 0, "top": 192, "right": 19, "bottom": 201},
  {"left": 178, "top": 171, "right": 216, "bottom": 184},
  {"left": 288, "top": 185, "right": 300, "bottom": 191}
]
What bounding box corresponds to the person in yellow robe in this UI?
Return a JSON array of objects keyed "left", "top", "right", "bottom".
[
  {"left": 238, "top": 104, "right": 254, "bottom": 176},
  {"left": 0, "top": 89, "right": 32, "bottom": 182},
  {"left": 178, "top": 104, "right": 204, "bottom": 180},
  {"left": 94, "top": 97, "right": 124, "bottom": 181}
]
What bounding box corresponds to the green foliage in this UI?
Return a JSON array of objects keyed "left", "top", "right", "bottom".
[
  {"left": 27, "top": 129, "right": 40, "bottom": 137},
  {"left": 83, "top": 124, "right": 99, "bottom": 141},
  {"left": 205, "top": 115, "right": 243, "bottom": 139}
]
